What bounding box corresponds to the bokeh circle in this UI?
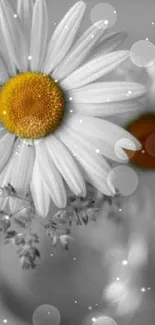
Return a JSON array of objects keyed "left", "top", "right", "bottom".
[
  {"left": 32, "top": 305, "right": 61, "bottom": 325},
  {"left": 90, "top": 3, "right": 117, "bottom": 28},
  {"left": 108, "top": 165, "right": 138, "bottom": 196},
  {"left": 115, "top": 138, "right": 136, "bottom": 160},
  {"left": 93, "top": 316, "right": 117, "bottom": 325},
  {"left": 130, "top": 40, "right": 155, "bottom": 67}
]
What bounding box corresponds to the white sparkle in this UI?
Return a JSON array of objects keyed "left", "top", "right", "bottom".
[
  {"left": 91, "top": 34, "right": 94, "bottom": 38},
  {"left": 92, "top": 317, "right": 97, "bottom": 322},
  {"left": 95, "top": 149, "right": 100, "bottom": 154},
  {"left": 148, "top": 287, "right": 151, "bottom": 290},
  {"left": 70, "top": 110, "right": 73, "bottom": 113},
  {"left": 3, "top": 320, "right": 8, "bottom": 324},
  {"left": 88, "top": 306, "right": 93, "bottom": 310},
  {"left": 107, "top": 99, "right": 110, "bottom": 102},
  {"left": 50, "top": 253, "right": 53, "bottom": 257},
  {"left": 5, "top": 216, "right": 10, "bottom": 220},
  {"left": 122, "top": 260, "right": 128, "bottom": 265},
  {"left": 73, "top": 257, "right": 76, "bottom": 261},
  {"left": 119, "top": 208, "right": 122, "bottom": 212},
  {"left": 104, "top": 20, "right": 109, "bottom": 25},
  {"left": 128, "top": 90, "right": 132, "bottom": 95},
  {"left": 146, "top": 38, "right": 149, "bottom": 41},
  {"left": 14, "top": 13, "right": 17, "bottom": 18},
  {"left": 141, "top": 287, "right": 146, "bottom": 292},
  {"left": 116, "top": 277, "right": 120, "bottom": 281},
  {"left": 74, "top": 300, "right": 78, "bottom": 304},
  {"left": 152, "top": 22, "right": 154, "bottom": 25},
  {"left": 54, "top": 79, "right": 58, "bottom": 83},
  {"left": 28, "top": 55, "right": 32, "bottom": 60},
  {"left": 114, "top": 10, "right": 117, "bottom": 14},
  {"left": 80, "top": 119, "right": 83, "bottom": 123},
  {"left": 69, "top": 97, "right": 73, "bottom": 101}
]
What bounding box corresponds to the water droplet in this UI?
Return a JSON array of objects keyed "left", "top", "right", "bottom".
[
  {"left": 108, "top": 165, "right": 138, "bottom": 196},
  {"left": 130, "top": 40, "right": 155, "bottom": 67},
  {"left": 90, "top": 3, "right": 117, "bottom": 28},
  {"left": 32, "top": 305, "right": 60, "bottom": 325},
  {"left": 93, "top": 316, "right": 117, "bottom": 325}
]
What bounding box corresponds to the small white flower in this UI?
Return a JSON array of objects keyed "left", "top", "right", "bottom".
[{"left": 0, "top": 0, "right": 145, "bottom": 217}]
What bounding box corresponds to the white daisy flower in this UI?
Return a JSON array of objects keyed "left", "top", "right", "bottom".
[{"left": 0, "top": 0, "right": 146, "bottom": 216}]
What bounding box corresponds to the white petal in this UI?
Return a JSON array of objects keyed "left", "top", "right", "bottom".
[
  {"left": 44, "top": 135, "right": 86, "bottom": 197},
  {"left": 67, "top": 99, "right": 143, "bottom": 117},
  {"left": 0, "top": 25, "right": 16, "bottom": 76},
  {"left": 17, "top": 0, "right": 33, "bottom": 41},
  {"left": 0, "top": 55, "right": 9, "bottom": 84},
  {"left": 52, "top": 20, "right": 108, "bottom": 80},
  {"left": 61, "top": 50, "right": 129, "bottom": 90},
  {"left": 68, "top": 82, "right": 146, "bottom": 103},
  {"left": 0, "top": 133, "right": 15, "bottom": 173},
  {"left": 92, "top": 31, "right": 127, "bottom": 57},
  {"left": 0, "top": 169, "right": 10, "bottom": 211},
  {"left": 30, "top": 158, "right": 50, "bottom": 217},
  {"left": 30, "top": 0, "right": 48, "bottom": 71},
  {"left": 78, "top": 137, "right": 128, "bottom": 162},
  {"left": 42, "top": 1, "right": 86, "bottom": 74},
  {"left": 35, "top": 141, "right": 67, "bottom": 208},
  {"left": 0, "top": 0, "right": 28, "bottom": 72},
  {"left": 7, "top": 140, "right": 34, "bottom": 212},
  {"left": 56, "top": 125, "right": 114, "bottom": 195},
  {"left": 64, "top": 113, "right": 141, "bottom": 150}
]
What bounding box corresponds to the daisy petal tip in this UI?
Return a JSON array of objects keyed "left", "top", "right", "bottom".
[
  {"left": 108, "top": 182, "right": 116, "bottom": 196},
  {"left": 93, "top": 20, "right": 109, "bottom": 29},
  {"left": 122, "top": 50, "right": 129, "bottom": 57},
  {"left": 76, "top": 1, "right": 86, "bottom": 10},
  {"left": 56, "top": 198, "right": 67, "bottom": 209},
  {"left": 120, "top": 31, "right": 128, "bottom": 39}
]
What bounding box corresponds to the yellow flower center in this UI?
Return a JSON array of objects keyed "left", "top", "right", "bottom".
[{"left": 0, "top": 72, "right": 65, "bottom": 139}]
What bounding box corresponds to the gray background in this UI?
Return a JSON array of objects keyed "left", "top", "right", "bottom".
[{"left": 0, "top": 0, "right": 155, "bottom": 325}]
